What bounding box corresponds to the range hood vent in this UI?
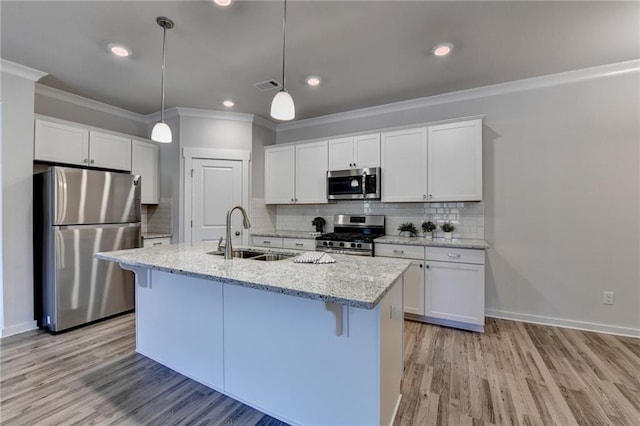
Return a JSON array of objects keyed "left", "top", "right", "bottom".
[{"left": 253, "top": 80, "right": 282, "bottom": 92}]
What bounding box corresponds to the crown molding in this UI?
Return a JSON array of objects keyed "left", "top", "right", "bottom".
[
  {"left": 252, "top": 115, "right": 277, "bottom": 132},
  {"left": 35, "top": 83, "right": 146, "bottom": 123},
  {"left": 277, "top": 59, "right": 640, "bottom": 133},
  {"left": 0, "top": 59, "right": 47, "bottom": 82},
  {"left": 143, "top": 107, "right": 180, "bottom": 125}
]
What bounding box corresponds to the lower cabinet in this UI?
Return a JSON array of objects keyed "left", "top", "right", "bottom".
[
  {"left": 376, "top": 243, "right": 485, "bottom": 332},
  {"left": 142, "top": 237, "right": 171, "bottom": 248}
]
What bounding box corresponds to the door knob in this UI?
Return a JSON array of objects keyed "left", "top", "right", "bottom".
[{"left": 235, "top": 231, "right": 240, "bottom": 236}]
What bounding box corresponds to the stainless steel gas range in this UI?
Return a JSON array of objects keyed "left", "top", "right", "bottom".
[{"left": 315, "top": 214, "right": 385, "bottom": 256}]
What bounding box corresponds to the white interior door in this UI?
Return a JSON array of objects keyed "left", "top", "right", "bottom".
[{"left": 191, "top": 159, "right": 243, "bottom": 245}]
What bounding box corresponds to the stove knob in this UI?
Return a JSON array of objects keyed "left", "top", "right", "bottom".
[
  {"left": 323, "top": 241, "right": 328, "bottom": 246},
  {"left": 357, "top": 243, "right": 362, "bottom": 248},
  {"left": 339, "top": 242, "right": 345, "bottom": 247},
  {"left": 351, "top": 243, "right": 356, "bottom": 248},
  {"left": 328, "top": 242, "right": 334, "bottom": 246}
]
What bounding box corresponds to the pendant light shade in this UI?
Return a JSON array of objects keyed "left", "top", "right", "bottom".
[
  {"left": 271, "top": 0, "right": 295, "bottom": 121},
  {"left": 151, "top": 121, "right": 172, "bottom": 143},
  {"left": 270, "top": 89, "right": 295, "bottom": 121},
  {"left": 152, "top": 16, "right": 174, "bottom": 143}
]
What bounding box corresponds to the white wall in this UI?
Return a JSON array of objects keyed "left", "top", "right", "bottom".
[
  {"left": 34, "top": 87, "right": 148, "bottom": 138},
  {"left": 0, "top": 71, "right": 40, "bottom": 336},
  {"left": 251, "top": 122, "right": 276, "bottom": 200},
  {"left": 276, "top": 64, "right": 640, "bottom": 336}
]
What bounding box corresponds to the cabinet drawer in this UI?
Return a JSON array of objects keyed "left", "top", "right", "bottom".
[
  {"left": 252, "top": 236, "right": 284, "bottom": 248},
  {"left": 282, "top": 238, "right": 315, "bottom": 250},
  {"left": 425, "top": 247, "right": 485, "bottom": 265},
  {"left": 375, "top": 244, "right": 424, "bottom": 260},
  {"left": 143, "top": 237, "right": 171, "bottom": 248}
]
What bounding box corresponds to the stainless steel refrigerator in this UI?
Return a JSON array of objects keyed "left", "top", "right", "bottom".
[{"left": 34, "top": 166, "right": 141, "bottom": 332}]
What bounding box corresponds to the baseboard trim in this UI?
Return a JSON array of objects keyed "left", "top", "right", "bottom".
[
  {"left": 0, "top": 320, "right": 38, "bottom": 338},
  {"left": 485, "top": 309, "right": 640, "bottom": 338}
]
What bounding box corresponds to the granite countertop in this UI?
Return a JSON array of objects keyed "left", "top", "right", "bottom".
[
  {"left": 142, "top": 232, "right": 173, "bottom": 239},
  {"left": 375, "top": 235, "right": 489, "bottom": 249},
  {"left": 251, "top": 231, "right": 319, "bottom": 240},
  {"left": 96, "top": 243, "right": 410, "bottom": 310}
]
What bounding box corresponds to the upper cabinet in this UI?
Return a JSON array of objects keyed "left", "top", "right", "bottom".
[
  {"left": 265, "top": 141, "right": 329, "bottom": 204},
  {"left": 89, "top": 131, "right": 131, "bottom": 171},
  {"left": 131, "top": 139, "right": 160, "bottom": 204},
  {"left": 381, "top": 127, "right": 428, "bottom": 202},
  {"left": 382, "top": 118, "right": 483, "bottom": 202},
  {"left": 34, "top": 119, "right": 132, "bottom": 172},
  {"left": 427, "top": 119, "right": 482, "bottom": 202},
  {"left": 34, "top": 120, "right": 89, "bottom": 167},
  {"left": 328, "top": 133, "right": 380, "bottom": 171}
]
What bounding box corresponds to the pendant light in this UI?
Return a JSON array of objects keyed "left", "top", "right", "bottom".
[
  {"left": 151, "top": 16, "right": 174, "bottom": 143},
  {"left": 270, "top": 0, "right": 295, "bottom": 121}
]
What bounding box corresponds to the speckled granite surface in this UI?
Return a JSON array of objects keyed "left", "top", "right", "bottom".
[
  {"left": 96, "top": 243, "right": 410, "bottom": 309},
  {"left": 251, "top": 231, "right": 319, "bottom": 240},
  {"left": 375, "top": 236, "right": 489, "bottom": 249},
  {"left": 142, "top": 232, "right": 173, "bottom": 239}
]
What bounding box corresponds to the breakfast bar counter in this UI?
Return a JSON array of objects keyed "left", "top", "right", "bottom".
[{"left": 97, "top": 243, "right": 410, "bottom": 426}]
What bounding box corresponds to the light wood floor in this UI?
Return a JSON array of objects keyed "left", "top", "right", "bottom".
[{"left": 1, "top": 314, "right": 639, "bottom": 425}]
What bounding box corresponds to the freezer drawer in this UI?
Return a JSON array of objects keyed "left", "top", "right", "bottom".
[{"left": 45, "top": 223, "right": 140, "bottom": 331}]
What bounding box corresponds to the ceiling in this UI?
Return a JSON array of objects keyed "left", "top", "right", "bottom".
[{"left": 2, "top": 1, "right": 639, "bottom": 122}]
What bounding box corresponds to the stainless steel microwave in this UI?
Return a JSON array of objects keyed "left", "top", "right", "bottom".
[{"left": 327, "top": 167, "right": 381, "bottom": 200}]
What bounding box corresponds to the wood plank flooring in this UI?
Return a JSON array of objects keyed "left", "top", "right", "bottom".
[{"left": 1, "top": 314, "right": 639, "bottom": 425}]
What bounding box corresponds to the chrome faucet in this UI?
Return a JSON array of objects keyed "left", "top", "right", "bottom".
[{"left": 225, "top": 205, "right": 252, "bottom": 259}]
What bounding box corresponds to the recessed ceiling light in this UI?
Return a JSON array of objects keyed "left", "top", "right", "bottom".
[
  {"left": 212, "top": 0, "right": 232, "bottom": 6},
  {"left": 223, "top": 100, "right": 235, "bottom": 108},
  {"left": 306, "top": 76, "right": 321, "bottom": 87},
  {"left": 432, "top": 43, "right": 453, "bottom": 57},
  {"left": 108, "top": 44, "right": 132, "bottom": 58}
]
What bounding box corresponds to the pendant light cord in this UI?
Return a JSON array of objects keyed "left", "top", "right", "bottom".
[
  {"left": 281, "top": 0, "right": 287, "bottom": 91},
  {"left": 160, "top": 24, "right": 167, "bottom": 123}
]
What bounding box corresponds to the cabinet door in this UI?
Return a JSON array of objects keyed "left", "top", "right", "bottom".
[
  {"left": 404, "top": 261, "right": 425, "bottom": 315},
  {"left": 328, "top": 137, "right": 354, "bottom": 171},
  {"left": 381, "top": 128, "right": 427, "bottom": 202},
  {"left": 131, "top": 140, "right": 159, "bottom": 204},
  {"left": 427, "top": 119, "right": 482, "bottom": 201},
  {"left": 142, "top": 237, "right": 171, "bottom": 247},
  {"left": 265, "top": 146, "right": 295, "bottom": 204},
  {"left": 353, "top": 133, "right": 380, "bottom": 169},
  {"left": 282, "top": 238, "right": 316, "bottom": 251},
  {"left": 425, "top": 261, "right": 485, "bottom": 326},
  {"left": 89, "top": 131, "right": 132, "bottom": 171},
  {"left": 34, "top": 119, "right": 89, "bottom": 166},
  {"left": 295, "top": 141, "right": 329, "bottom": 204}
]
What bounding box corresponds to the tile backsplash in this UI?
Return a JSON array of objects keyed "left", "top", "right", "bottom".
[
  {"left": 141, "top": 198, "right": 173, "bottom": 234},
  {"left": 274, "top": 200, "right": 484, "bottom": 239}
]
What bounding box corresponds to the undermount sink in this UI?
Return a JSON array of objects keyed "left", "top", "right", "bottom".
[{"left": 207, "top": 250, "right": 294, "bottom": 261}]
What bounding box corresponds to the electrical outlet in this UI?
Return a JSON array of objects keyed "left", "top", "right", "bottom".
[{"left": 602, "top": 291, "right": 615, "bottom": 305}]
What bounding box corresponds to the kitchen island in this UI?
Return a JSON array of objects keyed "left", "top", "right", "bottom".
[{"left": 96, "top": 243, "right": 411, "bottom": 426}]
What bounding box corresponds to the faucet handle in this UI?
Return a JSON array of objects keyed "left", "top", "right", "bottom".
[{"left": 218, "top": 236, "right": 225, "bottom": 251}]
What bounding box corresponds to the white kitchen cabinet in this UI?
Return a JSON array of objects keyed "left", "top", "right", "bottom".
[
  {"left": 89, "top": 131, "right": 131, "bottom": 171},
  {"left": 328, "top": 133, "right": 380, "bottom": 171},
  {"left": 264, "top": 146, "right": 295, "bottom": 204},
  {"left": 381, "top": 127, "right": 428, "bottom": 202},
  {"left": 34, "top": 119, "right": 132, "bottom": 171},
  {"left": 265, "top": 141, "right": 328, "bottom": 205},
  {"left": 34, "top": 119, "right": 89, "bottom": 166},
  {"left": 251, "top": 236, "right": 284, "bottom": 248},
  {"left": 142, "top": 237, "right": 171, "bottom": 248},
  {"left": 424, "top": 260, "right": 485, "bottom": 327},
  {"left": 427, "top": 119, "right": 483, "bottom": 201},
  {"left": 282, "top": 238, "right": 316, "bottom": 251},
  {"left": 375, "top": 243, "right": 425, "bottom": 316},
  {"left": 131, "top": 139, "right": 159, "bottom": 204}
]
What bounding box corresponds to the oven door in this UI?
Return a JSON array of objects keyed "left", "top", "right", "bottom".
[{"left": 327, "top": 168, "right": 380, "bottom": 200}]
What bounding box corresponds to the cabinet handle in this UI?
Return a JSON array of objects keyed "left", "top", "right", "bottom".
[
  {"left": 426, "top": 264, "right": 430, "bottom": 269},
  {"left": 393, "top": 250, "right": 405, "bottom": 254},
  {"left": 295, "top": 243, "right": 304, "bottom": 247},
  {"left": 419, "top": 264, "right": 423, "bottom": 268},
  {"left": 353, "top": 163, "right": 356, "bottom": 167},
  {"left": 263, "top": 241, "right": 271, "bottom": 244},
  {"left": 349, "top": 163, "right": 352, "bottom": 167},
  {"left": 291, "top": 198, "right": 295, "bottom": 202},
  {"left": 295, "top": 198, "right": 298, "bottom": 202},
  {"left": 423, "top": 194, "right": 426, "bottom": 200},
  {"left": 90, "top": 159, "right": 95, "bottom": 164},
  {"left": 429, "top": 194, "right": 433, "bottom": 199},
  {"left": 447, "top": 253, "right": 461, "bottom": 258},
  {"left": 235, "top": 231, "right": 240, "bottom": 236},
  {"left": 152, "top": 242, "right": 162, "bottom": 246},
  {"left": 83, "top": 158, "right": 89, "bottom": 163}
]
